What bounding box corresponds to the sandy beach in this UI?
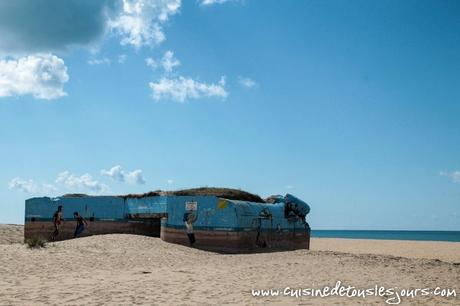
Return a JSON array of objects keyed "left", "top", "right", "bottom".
[{"left": 0, "top": 225, "right": 459, "bottom": 305}]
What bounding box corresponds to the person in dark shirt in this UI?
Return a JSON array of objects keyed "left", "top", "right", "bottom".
[
  {"left": 51, "top": 205, "right": 63, "bottom": 241},
  {"left": 73, "top": 212, "right": 88, "bottom": 238}
]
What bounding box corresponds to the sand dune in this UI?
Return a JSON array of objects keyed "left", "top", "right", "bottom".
[
  {"left": 0, "top": 225, "right": 459, "bottom": 305},
  {"left": 0, "top": 224, "right": 23, "bottom": 245}
]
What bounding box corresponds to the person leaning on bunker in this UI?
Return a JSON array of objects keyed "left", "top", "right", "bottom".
[{"left": 183, "top": 212, "right": 197, "bottom": 246}]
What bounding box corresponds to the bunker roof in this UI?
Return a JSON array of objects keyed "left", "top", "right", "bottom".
[{"left": 120, "top": 187, "right": 265, "bottom": 202}]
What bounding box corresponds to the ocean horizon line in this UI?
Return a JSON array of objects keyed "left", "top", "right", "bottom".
[{"left": 312, "top": 229, "right": 460, "bottom": 242}]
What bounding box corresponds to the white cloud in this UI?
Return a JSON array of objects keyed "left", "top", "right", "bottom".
[
  {"left": 88, "top": 57, "right": 111, "bottom": 65},
  {"left": 200, "top": 0, "right": 232, "bottom": 5},
  {"left": 42, "top": 184, "right": 58, "bottom": 193},
  {"left": 145, "top": 50, "right": 180, "bottom": 72},
  {"left": 0, "top": 1, "right": 107, "bottom": 101},
  {"left": 0, "top": 1, "right": 183, "bottom": 101},
  {"left": 56, "top": 171, "right": 108, "bottom": 193},
  {"left": 118, "top": 54, "right": 127, "bottom": 64},
  {"left": 161, "top": 50, "right": 180, "bottom": 72},
  {"left": 167, "top": 179, "right": 174, "bottom": 184},
  {"left": 149, "top": 75, "right": 227, "bottom": 102},
  {"left": 8, "top": 177, "right": 57, "bottom": 194},
  {"left": 126, "top": 169, "right": 146, "bottom": 185},
  {"left": 101, "top": 165, "right": 125, "bottom": 182},
  {"left": 237, "top": 76, "right": 257, "bottom": 88},
  {"left": 0, "top": 53, "right": 69, "bottom": 100},
  {"left": 101, "top": 165, "right": 146, "bottom": 185},
  {"left": 0, "top": 1, "right": 235, "bottom": 103},
  {"left": 0, "top": 1, "right": 182, "bottom": 53},
  {"left": 8, "top": 178, "right": 38, "bottom": 193},
  {"left": 145, "top": 57, "right": 158, "bottom": 69},
  {"left": 147, "top": 51, "right": 228, "bottom": 102},
  {"left": 109, "top": 0, "right": 181, "bottom": 49},
  {"left": 0, "top": 1, "right": 232, "bottom": 103},
  {"left": 440, "top": 171, "right": 460, "bottom": 183}
]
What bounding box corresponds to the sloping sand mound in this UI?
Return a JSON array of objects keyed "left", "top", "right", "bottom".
[
  {"left": 0, "top": 224, "right": 23, "bottom": 244},
  {"left": 1, "top": 226, "right": 459, "bottom": 305}
]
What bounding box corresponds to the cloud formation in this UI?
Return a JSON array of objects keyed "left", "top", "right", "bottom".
[
  {"left": 147, "top": 51, "right": 227, "bottom": 102},
  {"left": 145, "top": 57, "right": 158, "bottom": 69},
  {"left": 0, "top": 0, "right": 116, "bottom": 54},
  {"left": 440, "top": 171, "right": 460, "bottom": 183},
  {"left": 118, "top": 54, "right": 127, "bottom": 64},
  {"left": 56, "top": 171, "right": 108, "bottom": 193},
  {"left": 88, "top": 57, "right": 111, "bottom": 65},
  {"left": 0, "top": 0, "right": 183, "bottom": 54},
  {"left": 8, "top": 178, "right": 57, "bottom": 194},
  {"left": 145, "top": 50, "right": 180, "bottom": 72},
  {"left": 200, "top": 0, "right": 232, "bottom": 5},
  {"left": 109, "top": 0, "right": 181, "bottom": 49},
  {"left": 0, "top": 1, "right": 234, "bottom": 102},
  {"left": 8, "top": 166, "right": 146, "bottom": 195},
  {"left": 0, "top": 0, "right": 182, "bottom": 101},
  {"left": 101, "top": 165, "right": 146, "bottom": 185},
  {"left": 149, "top": 76, "right": 228, "bottom": 102},
  {"left": 237, "top": 76, "right": 257, "bottom": 88},
  {"left": 126, "top": 169, "right": 146, "bottom": 185},
  {"left": 161, "top": 50, "right": 180, "bottom": 72},
  {"left": 0, "top": 54, "right": 69, "bottom": 100}
]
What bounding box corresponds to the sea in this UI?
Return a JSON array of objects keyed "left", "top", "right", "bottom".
[{"left": 311, "top": 230, "right": 460, "bottom": 242}]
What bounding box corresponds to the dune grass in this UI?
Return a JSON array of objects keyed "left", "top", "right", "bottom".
[
  {"left": 121, "top": 187, "right": 265, "bottom": 202},
  {"left": 25, "top": 236, "right": 47, "bottom": 249}
]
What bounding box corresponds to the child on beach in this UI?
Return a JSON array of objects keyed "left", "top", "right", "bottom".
[{"left": 73, "top": 212, "right": 88, "bottom": 238}]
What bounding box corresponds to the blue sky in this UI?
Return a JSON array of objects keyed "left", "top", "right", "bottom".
[{"left": 0, "top": 0, "right": 459, "bottom": 230}]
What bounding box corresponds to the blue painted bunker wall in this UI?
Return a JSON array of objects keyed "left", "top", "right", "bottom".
[
  {"left": 25, "top": 195, "right": 310, "bottom": 252},
  {"left": 160, "top": 196, "right": 310, "bottom": 252},
  {"left": 25, "top": 196, "right": 165, "bottom": 240}
]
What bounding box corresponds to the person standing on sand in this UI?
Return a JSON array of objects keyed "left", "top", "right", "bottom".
[
  {"left": 51, "top": 205, "right": 63, "bottom": 241},
  {"left": 73, "top": 212, "right": 88, "bottom": 238}
]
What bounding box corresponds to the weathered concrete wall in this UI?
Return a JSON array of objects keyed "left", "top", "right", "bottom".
[
  {"left": 24, "top": 196, "right": 160, "bottom": 241},
  {"left": 25, "top": 196, "right": 125, "bottom": 223},
  {"left": 125, "top": 196, "right": 167, "bottom": 218},
  {"left": 164, "top": 196, "right": 238, "bottom": 229},
  {"left": 24, "top": 220, "right": 161, "bottom": 241},
  {"left": 160, "top": 196, "right": 310, "bottom": 253},
  {"left": 25, "top": 195, "right": 310, "bottom": 252},
  {"left": 160, "top": 225, "right": 309, "bottom": 253}
]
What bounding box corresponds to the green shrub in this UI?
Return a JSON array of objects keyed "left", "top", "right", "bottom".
[{"left": 25, "top": 236, "right": 47, "bottom": 249}]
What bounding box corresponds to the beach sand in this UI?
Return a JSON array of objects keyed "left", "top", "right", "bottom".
[
  {"left": 0, "top": 225, "right": 459, "bottom": 305},
  {"left": 0, "top": 224, "right": 23, "bottom": 245}
]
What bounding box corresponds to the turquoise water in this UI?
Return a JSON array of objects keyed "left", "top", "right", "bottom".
[{"left": 311, "top": 230, "right": 460, "bottom": 242}]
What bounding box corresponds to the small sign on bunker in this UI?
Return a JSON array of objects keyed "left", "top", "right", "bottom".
[{"left": 185, "top": 201, "right": 197, "bottom": 211}]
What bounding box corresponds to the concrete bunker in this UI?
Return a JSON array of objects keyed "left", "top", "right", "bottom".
[{"left": 25, "top": 188, "right": 311, "bottom": 253}]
